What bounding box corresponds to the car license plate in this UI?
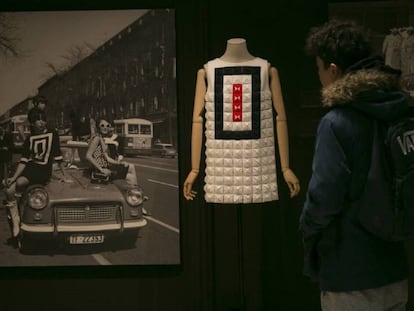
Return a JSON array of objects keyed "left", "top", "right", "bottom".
[{"left": 69, "top": 234, "right": 104, "bottom": 244}]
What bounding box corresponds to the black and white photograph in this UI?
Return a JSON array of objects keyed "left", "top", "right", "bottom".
[{"left": 0, "top": 8, "right": 179, "bottom": 266}]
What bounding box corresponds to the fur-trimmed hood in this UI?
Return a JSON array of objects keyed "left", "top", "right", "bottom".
[{"left": 321, "top": 69, "right": 408, "bottom": 121}]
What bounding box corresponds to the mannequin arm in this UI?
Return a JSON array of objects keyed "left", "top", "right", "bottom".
[
  {"left": 269, "top": 67, "right": 300, "bottom": 197},
  {"left": 183, "top": 68, "right": 207, "bottom": 200}
]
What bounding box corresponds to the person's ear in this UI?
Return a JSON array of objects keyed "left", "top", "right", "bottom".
[{"left": 329, "top": 63, "right": 341, "bottom": 79}]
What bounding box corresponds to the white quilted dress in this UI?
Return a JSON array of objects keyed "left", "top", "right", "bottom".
[{"left": 203, "top": 57, "right": 278, "bottom": 204}]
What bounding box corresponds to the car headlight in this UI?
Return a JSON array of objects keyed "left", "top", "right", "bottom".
[
  {"left": 126, "top": 189, "right": 143, "bottom": 206},
  {"left": 28, "top": 188, "right": 48, "bottom": 210}
]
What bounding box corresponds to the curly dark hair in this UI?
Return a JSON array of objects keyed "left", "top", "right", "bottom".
[{"left": 305, "top": 19, "right": 373, "bottom": 71}]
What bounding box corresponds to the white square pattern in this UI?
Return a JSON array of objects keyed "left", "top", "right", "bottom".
[{"left": 203, "top": 58, "right": 279, "bottom": 203}]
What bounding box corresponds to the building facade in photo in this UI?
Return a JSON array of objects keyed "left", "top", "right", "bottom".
[{"left": 39, "top": 9, "right": 177, "bottom": 146}]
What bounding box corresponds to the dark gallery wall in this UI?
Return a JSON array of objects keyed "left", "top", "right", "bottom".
[
  {"left": 192, "top": 2, "right": 328, "bottom": 310},
  {"left": 2, "top": 1, "right": 412, "bottom": 311}
]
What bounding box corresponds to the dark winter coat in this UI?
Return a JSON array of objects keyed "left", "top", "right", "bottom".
[{"left": 300, "top": 68, "right": 410, "bottom": 292}]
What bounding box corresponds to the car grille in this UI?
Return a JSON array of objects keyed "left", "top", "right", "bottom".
[{"left": 55, "top": 203, "right": 121, "bottom": 224}]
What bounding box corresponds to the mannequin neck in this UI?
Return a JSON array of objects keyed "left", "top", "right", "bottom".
[{"left": 219, "top": 38, "right": 255, "bottom": 63}]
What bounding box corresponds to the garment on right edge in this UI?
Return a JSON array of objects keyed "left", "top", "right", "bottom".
[
  {"left": 382, "top": 33, "right": 402, "bottom": 70},
  {"left": 401, "top": 32, "right": 414, "bottom": 75}
]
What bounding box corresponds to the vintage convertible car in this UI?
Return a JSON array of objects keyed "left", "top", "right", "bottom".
[{"left": 16, "top": 141, "right": 147, "bottom": 252}]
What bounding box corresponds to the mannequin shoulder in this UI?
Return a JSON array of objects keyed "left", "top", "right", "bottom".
[
  {"left": 197, "top": 68, "right": 206, "bottom": 76},
  {"left": 196, "top": 68, "right": 206, "bottom": 82},
  {"left": 269, "top": 67, "right": 281, "bottom": 81},
  {"left": 269, "top": 66, "right": 279, "bottom": 76}
]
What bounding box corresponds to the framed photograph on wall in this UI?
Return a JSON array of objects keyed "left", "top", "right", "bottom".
[{"left": 0, "top": 8, "right": 180, "bottom": 267}]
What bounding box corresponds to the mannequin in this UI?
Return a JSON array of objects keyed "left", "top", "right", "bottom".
[
  {"left": 183, "top": 38, "right": 300, "bottom": 202},
  {"left": 218, "top": 38, "right": 255, "bottom": 62}
]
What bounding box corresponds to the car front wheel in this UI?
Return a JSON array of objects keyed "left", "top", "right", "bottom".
[
  {"left": 18, "top": 234, "right": 35, "bottom": 254},
  {"left": 120, "top": 232, "right": 139, "bottom": 249}
]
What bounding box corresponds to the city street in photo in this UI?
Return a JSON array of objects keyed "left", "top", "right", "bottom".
[{"left": 0, "top": 9, "right": 179, "bottom": 266}]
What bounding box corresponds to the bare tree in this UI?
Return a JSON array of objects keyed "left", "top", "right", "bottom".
[
  {"left": 43, "top": 42, "right": 95, "bottom": 77},
  {"left": 44, "top": 61, "right": 64, "bottom": 75},
  {"left": 62, "top": 43, "right": 95, "bottom": 68},
  {"left": 0, "top": 13, "right": 22, "bottom": 58}
]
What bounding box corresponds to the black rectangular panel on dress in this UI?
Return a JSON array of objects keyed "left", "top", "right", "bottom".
[{"left": 214, "top": 66, "right": 261, "bottom": 140}]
